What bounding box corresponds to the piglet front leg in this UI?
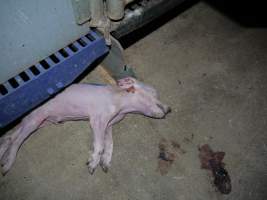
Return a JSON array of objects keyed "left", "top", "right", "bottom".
[
  {"left": 99, "top": 114, "right": 125, "bottom": 172},
  {"left": 100, "top": 126, "right": 113, "bottom": 173},
  {"left": 87, "top": 116, "right": 107, "bottom": 174}
]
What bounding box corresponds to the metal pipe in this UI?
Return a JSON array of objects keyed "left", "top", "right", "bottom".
[
  {"left": 124, "top": 0, "right": 135, "bottom": 5},
  {"left": 111, "top": 0, "right": 189, "bottom": 38},
  {"left": 106, "top": 0, "right": 124, "bottom": 21},
  {"left": 89, "top": 0, "right": 104, "bottom": 26}
]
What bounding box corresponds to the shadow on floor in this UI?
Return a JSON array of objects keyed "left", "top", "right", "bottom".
[
  {"left": 117, "top": 0, "right": 199, "bottom": 48},
  {"left": 204, "top": 0, "right": 267, "bottom": 27}
]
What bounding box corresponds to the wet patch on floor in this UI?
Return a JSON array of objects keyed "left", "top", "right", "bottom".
[{"left": 157, "top": 138, "right": 186, "bottom": 175}]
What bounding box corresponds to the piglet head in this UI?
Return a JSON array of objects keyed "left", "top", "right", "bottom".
[{"left": 117, "top": 77, "right": 171, "bottom": 118}]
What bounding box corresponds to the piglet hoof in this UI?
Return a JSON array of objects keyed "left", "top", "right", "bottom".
[
  {"left": 88, "top": 165, "right": 96, "bottom": 175},
  {"left": 102, "top": 165, "right": 109, "bottom": 173},
  {"left": 86, "top": 160, "right": 97, "bottom": 175},
  {"left": 0, "top": 137, "right": 12, "bottom": 159},
  {"left": 100, "top": 161, "right": 109, "bottom": 173},
  {"left": 0, "top": 150, "right": 13, "bottom": 176},
  {"left": 1, "top": 166, "right": 9, "bottom": 176},
  {"left": 0, "top": 157, "right": 12, "bottom": 176}
]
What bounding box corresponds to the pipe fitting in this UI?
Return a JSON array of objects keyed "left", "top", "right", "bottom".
[{"left": 107, "top": 0, "right": 125, "bottom": 21}]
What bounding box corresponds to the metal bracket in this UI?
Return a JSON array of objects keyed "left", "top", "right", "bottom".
[{"left": 101, "top": 36, "right": 136, "bottom": 80}]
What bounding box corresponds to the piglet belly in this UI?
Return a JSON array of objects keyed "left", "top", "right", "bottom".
[{"left": 45, "top": 98, "right": 91, "bottom": 123}]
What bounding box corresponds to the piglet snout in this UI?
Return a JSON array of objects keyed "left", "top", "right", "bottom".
[
  {"left": 155, "top": 103, "right": 171, "bottom": 119},
  {"left": 164, "top": 105, "right": 171, "bottom": 114},
  {"left": 157, "top": 103, "right": 171, "bottom": 114}
]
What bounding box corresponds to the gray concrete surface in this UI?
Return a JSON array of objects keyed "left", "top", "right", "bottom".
[{"left": 1, "top": 2, "right": 267, "bottom": 200}]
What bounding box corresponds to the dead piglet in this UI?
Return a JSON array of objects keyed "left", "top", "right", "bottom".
[{"left": 0, "top": 77, "right": 171, "bottom": 175}]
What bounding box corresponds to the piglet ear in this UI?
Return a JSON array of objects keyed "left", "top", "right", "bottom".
[{"left": 116, "top": 77, "right": 137, "bottom": 89}]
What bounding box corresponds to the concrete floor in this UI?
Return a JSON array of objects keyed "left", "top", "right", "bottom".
[{"left": 1, "top": 2, "right": 267, "bottom": 200}]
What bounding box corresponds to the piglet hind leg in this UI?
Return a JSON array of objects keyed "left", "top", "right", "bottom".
[{"left": 0, "top": 113, "right": 45, "bottom": 175}]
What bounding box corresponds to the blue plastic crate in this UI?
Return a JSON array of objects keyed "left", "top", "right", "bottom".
[{"left": 0, "top": 30, "right": 108, "bottom": 128}]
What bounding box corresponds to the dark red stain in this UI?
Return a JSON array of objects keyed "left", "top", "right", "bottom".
[
  {"left": 199, "top": 144, "right": 231, "bottom": 194},
  {"left": 126, "top": 86, "right": 136, "bottom": 93}
]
